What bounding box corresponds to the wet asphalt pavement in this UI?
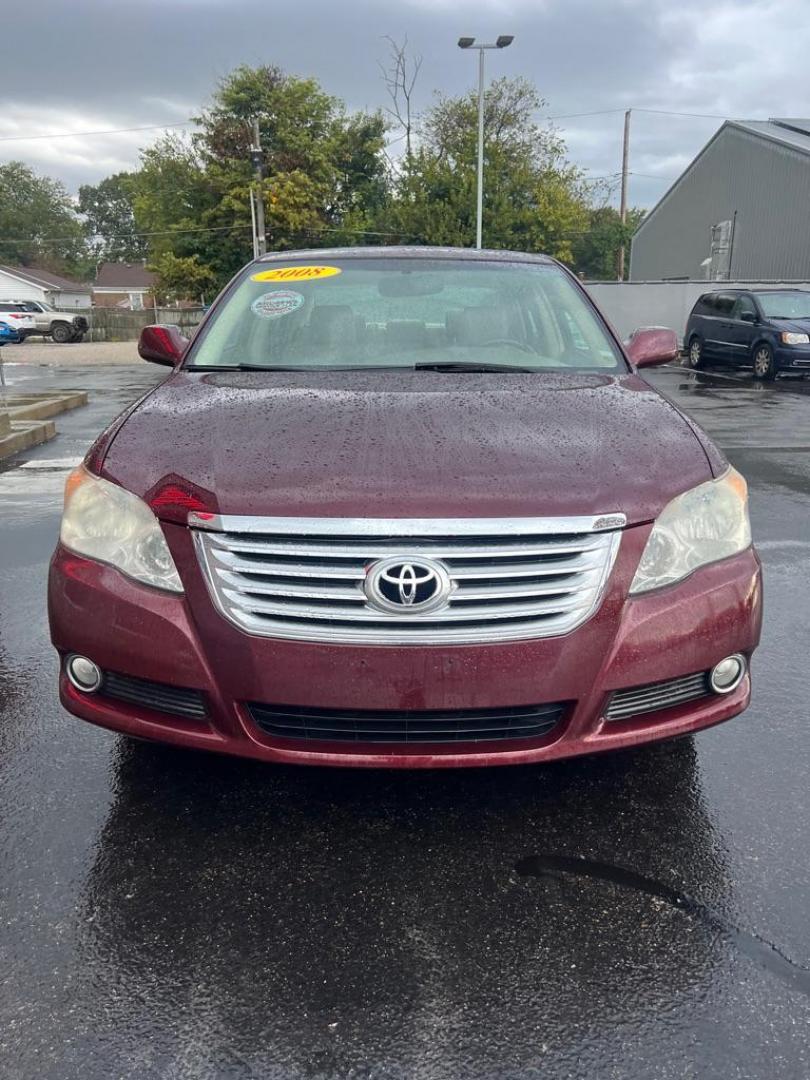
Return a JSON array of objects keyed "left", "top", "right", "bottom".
[{"left": 1, "top": 360, "right": 809, "bottom": 1079}]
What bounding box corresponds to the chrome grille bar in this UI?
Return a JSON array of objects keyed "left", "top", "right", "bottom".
[{"left": 193, "top": 514, "right": 624, "bottom": 645}]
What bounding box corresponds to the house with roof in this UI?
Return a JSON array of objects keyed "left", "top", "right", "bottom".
[
  {"left": 93, "top": 262, "right": 157, "bottom": 310},
  {"left": 630, "top": 118, "right": 810, "bottom": 281},
  {"left": 0, "top": 265, "right": 92, "bottom": 309}
]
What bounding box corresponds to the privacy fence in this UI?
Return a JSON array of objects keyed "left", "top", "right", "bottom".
[{"left": 86, "top": 307, "right": 206, "bottom": 342}]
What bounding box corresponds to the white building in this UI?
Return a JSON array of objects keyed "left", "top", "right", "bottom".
[{"left": 0, "top": 265, "right": 92, "bottom": 309}]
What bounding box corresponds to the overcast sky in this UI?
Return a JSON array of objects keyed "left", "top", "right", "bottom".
[{"left": 2, "top": 0, "right": 809, "bottom": 210}]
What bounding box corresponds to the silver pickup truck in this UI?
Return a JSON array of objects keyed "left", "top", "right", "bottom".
[{"left": 0, "top": 300, "right": 89, "bottom": 343}]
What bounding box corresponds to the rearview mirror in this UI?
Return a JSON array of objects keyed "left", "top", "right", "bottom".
[
  {"left": 138, "top": 324, "right": 189, "bottom": 367},
  {"left": 377, "top": 274, "right": 443, "bottom": 298},
  {"left": 625, "top": 326, "right": 679, "bottom": 369},
  {"left": 740, "top": 311, "right": 758, "bottom": 324}
]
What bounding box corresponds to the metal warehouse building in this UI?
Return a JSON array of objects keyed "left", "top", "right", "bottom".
[{"left": 630, "top": 118, "right": 810, "bottom": 281}]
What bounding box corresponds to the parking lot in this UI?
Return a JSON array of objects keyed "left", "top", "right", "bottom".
[{"left": 1, "top": 358, "right": 809, "bottom": 1079}]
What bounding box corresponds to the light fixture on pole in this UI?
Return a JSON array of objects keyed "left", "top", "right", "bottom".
[{"left": 458, "top": 34, "right": 514, "bottom": 250}]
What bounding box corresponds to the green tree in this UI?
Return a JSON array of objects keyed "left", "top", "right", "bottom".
[
  {"left": 149, "top": 252, "right": 217, "bottom": 303},
  {"left": 78, "top": 172, "right": 146, "bottom": 262},
  {"left": 379, "top": 78, "right": 592, "bottom": 257},
  {"left": 571, "top": 205, "right": 646, "bottom": 280},
  {"left": 0, "top": 162, "right": 87, "bottom": 271}
]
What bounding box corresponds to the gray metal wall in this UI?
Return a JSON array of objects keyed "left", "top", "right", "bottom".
[
  {"left": 630, "top": 126, "right": 810, "bottom": 280},
  {"left": 585, "top": 279, "right": 810, "bottom": 344}
]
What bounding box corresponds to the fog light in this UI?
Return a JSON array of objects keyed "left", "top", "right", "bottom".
[
  {"left": 66, "top": 655, "right": 102, "bottom": 693},
  {"left": 709, "top": 654, "right": 746, "bottom": 695}
]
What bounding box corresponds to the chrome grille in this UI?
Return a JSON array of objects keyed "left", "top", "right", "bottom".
[
  {"left": 605, "top": 671, "right": 711, "bottom": 721},
  {"left": 192, "top": 514, "right": 624, "bottom": 645}
]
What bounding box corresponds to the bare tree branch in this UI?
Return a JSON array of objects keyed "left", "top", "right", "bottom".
[{"left": 378, "top": 35, "right": 422, "bottom": 164}]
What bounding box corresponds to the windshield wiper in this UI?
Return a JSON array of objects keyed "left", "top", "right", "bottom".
[
  {"left": 186, "top": 364, "right": 370, "bottom": 372},
  {"left": 412, "top": 361, "right": 537, "bottom": 373}
]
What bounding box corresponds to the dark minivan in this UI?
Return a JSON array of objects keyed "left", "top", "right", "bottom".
[{"left": 685, "top": 288, "right": 810, "bottom": 380}]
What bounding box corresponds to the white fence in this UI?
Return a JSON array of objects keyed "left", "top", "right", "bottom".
[{"left": 585, "top": 279, "right": 810, "bottom": 344}]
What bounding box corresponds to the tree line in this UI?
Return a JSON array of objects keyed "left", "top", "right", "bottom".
[{"left": 0, "top": 58, "right": 645, "bottom": 299}]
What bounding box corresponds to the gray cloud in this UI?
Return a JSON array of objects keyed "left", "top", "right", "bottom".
[{"left": 2, "top": 0, "right": 809, "bottom": 210}]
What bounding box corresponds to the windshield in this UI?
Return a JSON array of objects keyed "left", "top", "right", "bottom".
[
  {"left": 757, "top": 291, "right": 810, "bottom": 319},
  {"left": 187, "top": 257, "right": 624, "bottom": 372}
]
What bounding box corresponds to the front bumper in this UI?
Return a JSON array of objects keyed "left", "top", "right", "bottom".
[
  {"left": 775, "top": 343, "right": 810, "bottom": 370},
  {"left": 48, "top": 525, "right": 762, "bottom": 768}
]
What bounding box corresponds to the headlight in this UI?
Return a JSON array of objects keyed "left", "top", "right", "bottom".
[
  {"left": 781, "top": 332, "right": 810, "bottom": 345},
  {"left": 630, "top": 467, "right": 751, "bottom": 595},
  {"left": 60, "top": 466, "right": 183, "bottom": 593}
]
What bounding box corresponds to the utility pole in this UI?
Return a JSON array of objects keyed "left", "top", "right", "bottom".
[
  {"left": 250, "top": 118, "right": 267, "bottom": 257},
  {"left": 617, "top": 108, "right": 631, "bottom": 280}
]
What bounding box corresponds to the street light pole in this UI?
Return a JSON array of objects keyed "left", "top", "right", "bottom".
[
  {"left": 476, "top": 47, "right": 485, "bottom": 251},
  {"left": 458, "top": 35, "right": 514, "bottom": 250}
]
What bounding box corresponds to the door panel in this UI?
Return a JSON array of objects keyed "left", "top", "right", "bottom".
[{"left": 727, "top": 295, "right": 758, "bottom": 365}]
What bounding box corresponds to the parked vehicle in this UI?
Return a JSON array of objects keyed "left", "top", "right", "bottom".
[
  {"left": 0, "top": 320, "right": 21, "bottom": 345},
  {"left": 48, "top": 249, "right": 761, "bottom": 769},
  {"left": 0, "top": 304, "right": 36, "bottom": 339},
  {"left": 685, "top": 288, "right": 810, "bottom": 380},
  {"left": 0, "top": 300, "right": 88, "bottom": 343}
]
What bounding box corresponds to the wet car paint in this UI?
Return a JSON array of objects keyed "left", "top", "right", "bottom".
[
  {"left": 1, "top": 361, "right": 810, "bottom": 1078},
  {"left": 98, "top": 368, "right": 719, "bottom": 521}
]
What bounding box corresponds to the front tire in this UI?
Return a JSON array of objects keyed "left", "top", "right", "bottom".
[
  {"left": 687, "top": 335, "right": 704, "bottom": 369},
  {"left": 51, "top": 322, "right": 73, "bottom": 344},
  {"left": 752, "top": 343, "right": 776, "bottom": 381}
]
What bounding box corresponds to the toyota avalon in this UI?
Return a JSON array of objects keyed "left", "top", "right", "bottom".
[{"left": 48, "top": 249, "right": 762, "bottom": 768}]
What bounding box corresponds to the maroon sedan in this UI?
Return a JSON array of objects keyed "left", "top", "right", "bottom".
[{"left": 48, "top": 249, "right": 761, "bottom": 768}]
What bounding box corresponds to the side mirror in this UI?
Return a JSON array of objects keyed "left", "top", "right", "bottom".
[
  {"left": 138, "top": 324, "right": 189, "bottom": 367},
  {"left": 740, "top": 311, "right": 758, "bottom": 324},
  {"left": 626, "top": 326, "right": 679, "bottom": 369}
]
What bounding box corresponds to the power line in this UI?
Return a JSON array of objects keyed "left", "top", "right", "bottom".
[
  {"left": 546, "top": 109, "right": 625, "bottom": 121},
  {"left": 547, "top": 106, "right": 749, "bottom": 124},
  {"left": 0, "top": 120, "right": 193, "bottom": 143},
  {"left": 634, "top": 108, "right": 736, "bottom": 120},
  {"left": 0, "top": 220, "right": 420, "bottom": 248}
]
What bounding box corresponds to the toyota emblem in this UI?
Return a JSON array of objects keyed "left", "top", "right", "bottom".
[{"left": 364, "top": 556, "right": 452, "bottom": 614}]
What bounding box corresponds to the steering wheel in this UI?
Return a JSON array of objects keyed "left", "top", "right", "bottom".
[{"left": 480, "top": 338, "right": 536, "bottom": 355}]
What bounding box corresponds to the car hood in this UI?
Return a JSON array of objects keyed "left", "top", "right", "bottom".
[
  {"left": 770, "top": 318, "right": 810, "bottom": 334},
  {"left": 101, "top": 369, "right": 715, "bottom": 525}
]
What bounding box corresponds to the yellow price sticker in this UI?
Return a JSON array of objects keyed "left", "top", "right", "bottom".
[{"left": 251, "top": 265, "right": 342, "bottom": 283}]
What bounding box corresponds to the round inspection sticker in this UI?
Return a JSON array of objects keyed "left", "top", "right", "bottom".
[
  {"left": 251, "top": 265, "right": 342, "bottom": 283},
  {"left": 251, "top": 290, "right": 305, "bottom": 320}
]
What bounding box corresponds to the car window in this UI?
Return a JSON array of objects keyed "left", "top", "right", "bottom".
[
  {"left": 188, "top": 258, "right": 625, "bottom": 373},
  {"left": 696, "top": 294, "right": 717, "bottom": 315},
  {"left": 714, "top": 293, "right": 736, "bottom": 315},
  {"left": 755, "top": 291, "right": 810, "bottom": 318},
  {"left": 732, "top": 295, "right": 757, "bottom": 320}
]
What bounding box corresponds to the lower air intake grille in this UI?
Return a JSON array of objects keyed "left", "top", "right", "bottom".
[
  {"left": 605, "top": 671, "right": 710, "bottom": 721},
  {"left": 248, "top": 701, "right": 566, "bottom": 745},
  {"left": 101, "top": 671, "right": 208, "bottom": 721}
]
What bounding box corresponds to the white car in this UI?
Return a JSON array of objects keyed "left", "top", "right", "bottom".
[
  {"left": 0, "top": 303, "right": 36, "bottom": 338},
  {"left": 0, "top": 300, "right": 88, "bottom": 343}
]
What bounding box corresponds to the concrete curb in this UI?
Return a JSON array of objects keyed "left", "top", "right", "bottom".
[
  {"left": 0, "top": 418, "right": 57, "bottom": 459},
  {"left": 0, "top": 391, "right": 88, "bottom": 462},
  {"left": 0, "top": 391, "right": 88, "bottom": 422}
]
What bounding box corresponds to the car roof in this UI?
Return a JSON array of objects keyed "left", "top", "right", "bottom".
[{"left": 255, "top": 246, "right": 556, "bottom": 266}]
